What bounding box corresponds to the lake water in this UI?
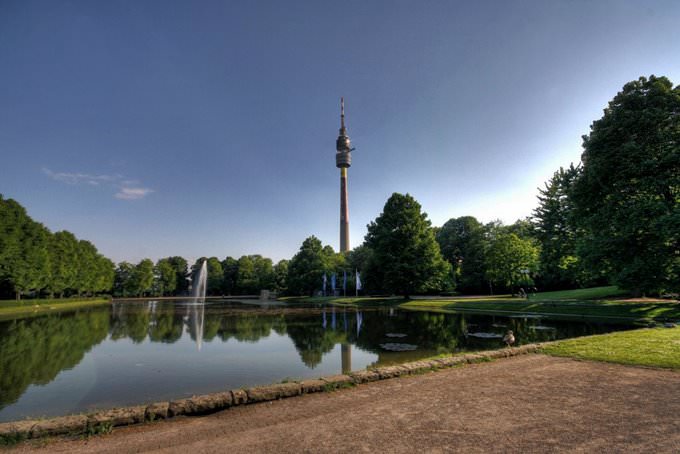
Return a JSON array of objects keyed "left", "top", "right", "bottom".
[{"left": 0, "top": 299, "right": 636, "bottom": 422}]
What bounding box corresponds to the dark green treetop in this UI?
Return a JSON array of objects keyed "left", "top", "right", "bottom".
[
  {"left": 365, "top": 193, "right": 451, "bottom": 297},
  {"left": 572, "top": 75, "right": 680, "bottom": 295},
  {"left": 436, "top": 216, "right": 487, "bottom": 293}
]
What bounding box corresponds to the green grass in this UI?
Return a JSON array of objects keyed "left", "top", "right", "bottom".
[
  {"left": 542, "top": 327, "right": 680, "bottom": 369},
  {"left": 283, "top": 287, "right": 680, "bottom": 321},
  {"left": 528, "top": 286, "right": 628, "bottom": 300},
  {"left": 400, "top": 286, "right": 680, "bottom": 321},
  {"left": 402, "top": 299, "right": 680, "bottom": 320},
  {"left": 0, "top": 297, "right": 111, "bottom": 320}
]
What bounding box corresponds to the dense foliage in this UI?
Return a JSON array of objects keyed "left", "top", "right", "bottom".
[
  {"left": 436, "top": 216, "right": 487, "bottom": 293},
  {"left": 287, "top": 236, "right": 347, "bottom": 296},
  {"left": 0, "top": 195, "right": 114, "bottom": 299},
  {"left": 364, "top": 193, "right": 451, "bottom": 297},
  {"left": 571, "top": 76, "right": 679, "bottom": 296}
]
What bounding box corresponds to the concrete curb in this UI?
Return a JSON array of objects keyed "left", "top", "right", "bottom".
[{"left": 0, "top": 343, "right": 545, "bottom": 442}]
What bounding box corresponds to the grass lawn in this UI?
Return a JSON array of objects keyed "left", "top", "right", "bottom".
[
  {"left": 401, "top": 286, "right": 680, "bottom": 321},
  {"left": 542, "top": 327, "right": 680, "bottom": 370},
  {"left": 0, "top": 297, "right": 111, "bottom": 320}
]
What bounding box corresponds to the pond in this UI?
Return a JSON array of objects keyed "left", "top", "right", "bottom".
[{"left": 0, "top": 299, "right": 637, "bottom": 422}]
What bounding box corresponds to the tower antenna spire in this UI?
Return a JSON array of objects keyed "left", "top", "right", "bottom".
[
  {"left": 335, "top": 97, "right": 352, "bottom": 253},
  {"left": 340, "top": 97, "right": 345, "bottom": 130}
]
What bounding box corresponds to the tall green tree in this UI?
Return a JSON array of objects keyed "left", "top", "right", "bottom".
[
  {"left": 221, "top": 256, "right": 239, "bottom": 294},
  {"left": 484, "top": 232, "right": 540, "bottom": 294},
  {"left": 74, "top": 240, "right": 99, "bottom": 296},
  {"left": 46, "top": 231, "right": 79, "bottom": 297},
  {"left": 273, "top": 259, "right": 289, "bottom": 294},
  {"left": 571, "top": 75, "right": 680, "bottom": 295},
  {"left": 287, "top": 236, "right": 328, "bottom": 296},
  {"left": 132, "top": 259, "right": 155, "bottom": 297},
  {"left": 166, "top": 256, "right": 189, "bottom": 295},
  {"left": 13, "top": 220, "right": 51, "bottom": 299},
  {"left": 236, "top": 255, "right": 257, "bottom": 294},
  {"left": 364, "top": 193, "right": 451, "bottom": 298},
  {"left": 93, "top": 255, "right": 115, "bottom": 294},
  {"left": 436, "top": 216, "right": 487, "bottom": 293},
  {"left": 113, "top": 262, "right": 136, "bottom": 297},
  {"left": 533, "top": 165, "right": 583, "bottom": 289},
  {"left": 155, "top": 258, "right": 177, "bottom": 296}
]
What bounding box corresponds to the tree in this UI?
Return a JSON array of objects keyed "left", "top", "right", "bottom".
[
  {"left": 204, "top": 257, "right": 224, "bottom": 296},
  {"left": 18, "top": 221, "right": 51, "bottom": 299},
  {"left": 93, "top": 255, "right": 115, "bottom": 295},
  {"left": 132, "top": 259, "right": 155, "bottom": 297},
  {"left": 436, "top": 216, "right": 487, "bottom": 293},
  {"left": 287, "top": 236, "right": 328, "bottom": 296},
  {"left": 571, "top": 75, "right": 680, "bottom": 296},
  {"left": 364, "top": 193, "right": 451, "bottom": 297},
  {"left": 533, "top": 165, "right": 584, "bottom": 289},
  {"left": 113, "top": 262, "right": 135, "bottom": 297},
  {"left": 221, "top": 256, "right": 239, "bottom": 295},
  {"left": 74, "top": 240, "right": 99, "bottom": 296},
  {"left": 166, "top": 256, "right": 189, "bottom": 295},
  {"left": 46, "top": 231, "right": 79, "bottom": 297},
  {"left": 252, "top": 255, "right": 275, "bottom": 291},
  {"left": 155, "top": 258, "right": 177, "bottom": 296},
  {"left": 484, "top": 232, "right": 540, "bottom": 294},
  {"left": 273, "top": 259, "right": 289, "bottom": 294},
  {"left": 505, "top": 218, "right": 535, "bottom": 241},
  {"left": 236, "top": 256, "right": 257, "bottom": 294}
]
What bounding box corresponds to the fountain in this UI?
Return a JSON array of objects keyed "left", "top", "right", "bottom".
[
  {"left": 193, "top": 260, "right": 207, "bottom": 302},
  {"left": 187, "top": 260, "right": 207, "bottom": 350}
]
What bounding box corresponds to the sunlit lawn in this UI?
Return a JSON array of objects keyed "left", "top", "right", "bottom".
[
  {"left": 286, "top": 286, "right": 680, "bottom": 321},
  {"left": 0, "top": 297, "right": 110, "bottom": 320},
  {"left": 542, "top": 327, "right": 680, "bottom": 370}
]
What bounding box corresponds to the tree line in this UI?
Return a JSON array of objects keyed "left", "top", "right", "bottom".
[
  {"left": 2, "top": 75, "right": 677, "bottom": 299},
  {"left": 0, "top": 196, "right": 114, "bottom": 300},
  {"left": 111, "top": 255, "right": 290, "bottom": 298}
]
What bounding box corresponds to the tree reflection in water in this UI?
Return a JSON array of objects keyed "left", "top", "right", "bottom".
[{"left": 0, "top": 301, "right": 634, "bottom": 414}]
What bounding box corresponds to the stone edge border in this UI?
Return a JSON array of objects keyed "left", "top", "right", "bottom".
[{"left": 0, "top": 344, "right": 544, "bottom": 442}]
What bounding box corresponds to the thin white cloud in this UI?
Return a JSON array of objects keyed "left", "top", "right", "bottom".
[
  {"left": 42, "top": 167, "right": 154, "bottom": 200},
  {"left": 42, "top": 167, "right": 121, "bottom": 186},
  {"left": 115, "top": 187, "right": 154, "bottom": 200}
]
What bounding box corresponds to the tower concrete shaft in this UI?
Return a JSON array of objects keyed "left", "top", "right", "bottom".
[
  {"left": 340, "top": 167, "right": 349, "bottom": 252},
  {"left": 336, "top": 98, "right": 352, "bottom": 253}
]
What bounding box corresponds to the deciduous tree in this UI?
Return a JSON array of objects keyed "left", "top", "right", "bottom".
[
  {"left": 571, "top": 75, "right": 680, "bottom": 295},
  {"left": 364, "top": 193, "right": 451, "bottom": 298}
]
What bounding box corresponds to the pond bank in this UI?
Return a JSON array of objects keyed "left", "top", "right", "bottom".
[
  {"left": 0, "top": 343, "right": 543, "bottom": 444},
  {"left": 10, "top": 354, "right": 680, "bottom": 453},
  {"left": 0, "top": 298, "right": 110, "bottom": 320}
]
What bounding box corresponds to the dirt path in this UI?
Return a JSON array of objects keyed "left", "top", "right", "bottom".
[{"left": 13, "top": 355, "right": 680, "bottom": 453}]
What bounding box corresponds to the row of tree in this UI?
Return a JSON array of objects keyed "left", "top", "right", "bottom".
[
  {"left": 0, "top": 196, "right": 114, "bottom": 300},
  {"left": 111, "top": 255, "right": 291, "bottom": 297}
]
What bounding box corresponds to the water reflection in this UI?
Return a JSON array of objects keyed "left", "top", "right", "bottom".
[{"left": 0, "top": 300, "right": 636, "bottom": 421}]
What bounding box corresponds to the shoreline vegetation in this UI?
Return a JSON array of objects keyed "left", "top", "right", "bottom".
[
  {"left": 0, "top": 297, "right": 111, "bottom": 320},
  {"left": 284, "top": 286, "right": 680, "bottom": 321}
]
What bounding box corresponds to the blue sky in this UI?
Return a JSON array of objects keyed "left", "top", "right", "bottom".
[{"left": 1, "top": 0, "right": 679, "bottom": 263}]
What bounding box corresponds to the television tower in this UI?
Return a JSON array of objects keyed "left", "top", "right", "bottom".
[{"left": 336, "top": 98, "right": 353, "bottom": 253}]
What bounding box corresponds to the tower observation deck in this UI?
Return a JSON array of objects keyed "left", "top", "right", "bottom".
[{"left": 336, "top": 98, "right": 352, "bottom": 253}]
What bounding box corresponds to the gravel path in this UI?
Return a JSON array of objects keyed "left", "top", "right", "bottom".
[{"left": 13, "top": 355, "right": 680, "bottom": 453}]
